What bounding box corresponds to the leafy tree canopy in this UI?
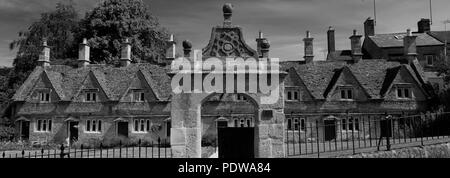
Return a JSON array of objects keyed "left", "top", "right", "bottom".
[{"left": 80, "top": 0, "right": 169, "bottom": 64}]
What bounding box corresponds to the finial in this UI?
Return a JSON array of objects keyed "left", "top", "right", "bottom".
[
  {"left": 329, "top": 26, "right": 334, "bottom": 31},
  {"left": 124, "top": 38, "right": 130, "bottom": 44},
  {"left": 182, "top": 40, "right": 192, "bottom": 49},
  {"left": 223, "top": 3, "right": 233, "bottom": 26},
  {"left": 258, "top": 31, "right": 264, "bottom": 39},
  {"left": 169, "top": 34, "right": 174, "bottom": 42},
  {"left": 306, "top": 31, "right": 311, "bottom": 38},
  {"left": 82, "top": 38, "right": 87, "bottom": 45},
  {"left": 353, "top": 29, "right": 357, "bottom": 36},
  {"left": 406, "top": 29, "right": 412, "bottom": 36}
]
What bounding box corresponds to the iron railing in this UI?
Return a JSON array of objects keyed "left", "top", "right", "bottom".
[
  {"left": 1, "top": 137, "right": 171, "bottom": 158},
  {"left": 285, "top": 111, "right": 450, "bottom": 157}
]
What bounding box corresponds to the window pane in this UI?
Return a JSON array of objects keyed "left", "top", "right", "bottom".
[
  {"left": 140, "top": 120, "right": 145, "bottom": 132},
  {"left": 140, "top": 93, "right": 145, "bottom": 101},
  {"left": 287, "top": 119, "right": 292, "bottom": 130},
  {"left": 240, "top": 119, "right": 245, "bottom": 127},
  {"left": 404, "top": 89, "right": 410, "bottom": 98},
  {"left": 92, "top": 120, "right": 96, "bottom": 132},
  {"left": 397, "top": 89, "right": 403, "bottom": 98},
  {"left": 341, "top": 90, "right": 346, "bottom": 99},
  {"left": 134, "top": 120, "right": 139, "bottom": 131},
  {"left": 355, "top": 119, "right": 360, "bottom": 131},
  {"left": 287, "top": 92, "right": 292, "bottom": 100},
  {"left": 234, "top": 119, "right": 238, "bottom": 127},
  {"left": 294, "top": 118, "right": 299, "bottom": 130},
  {"left": 294, "top": 92, "right": 298, "bottom": 100},
  {"left": 86, "top": 120, "right": 91, "bottom": 132},
  {"left": 48, "top": 120, "right": 52, "bottom": 132},
  {"left": 246, "top": 119, "right": 251, "bottom": 127},
  {"left": 98, "top": 120, "right": 102, "bottom": 132},
  {"left": 93, "top": 93, "right": 97, "bottom": 101},
  {"left": 46, "top": 93, "right": 50, "bottom": 101},
  {"left": 348, "top": 118, "right": 353, "bottom": 131},
  {"left": 147, "top": 120, "right": 150, "bottom": 131},
  {"left": 342, "top": 119, "right": 346, "bottom": 130},
  {"left": 300, "top": 119, "right": 305, "bottom": 131},
  {"left": 37, "top": 120, "right": 42, "bottom": 131},
  {"left": 347, "top": 90, "right": 352, "bottom": 99}
]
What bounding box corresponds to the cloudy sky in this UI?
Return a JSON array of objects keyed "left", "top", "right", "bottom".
[{"left": 0, "top": 0, "right": 449, "bottom": 66}]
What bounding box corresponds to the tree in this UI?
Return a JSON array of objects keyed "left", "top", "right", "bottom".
[
  {"left": 10, "top": 0, "right": 80, "bottom": 74},
  {"left": 80, "top": 0, "right": 169, "bottom": 65}
]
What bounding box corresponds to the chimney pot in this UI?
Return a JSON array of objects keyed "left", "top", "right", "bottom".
[
  {"left": 404, "top": 29, "right": 417, "bottom": 64},
  {"left": 78, "top": 38, "right": 90, "bottom": 67},
  {"left": 165, "top": 34, "right": 176, "bottom": 65},
  {"left": 364, "top": 17, "right": 375, "bottom": 36},
  {"left": 120, "top": 38, "right": 132, "bottom": 67},
  {"left": 350, "top": 30, "right": 363, "bottom": 63},
  {"left": 38, "top": 39, "right": 50, "bottom": 67},
  {"left": 327, "top": 26, "right": 335, "bottom": 54},
  {"left": 303, "top": 31, "right": 314, "bottom": 63}
]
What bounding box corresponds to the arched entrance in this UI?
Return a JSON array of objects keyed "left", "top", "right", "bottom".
[{"left": 201, "top": 93, "right": 258, "bottom": 158}]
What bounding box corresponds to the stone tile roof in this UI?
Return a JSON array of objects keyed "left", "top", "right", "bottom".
[
  {"left": 13, "top": 63, "right": 172, "bottom": 102},
  {"left": 281, "top": 59, "right": 427, "bottom": 100},
  {"left": 326, "top": 50, "right": 352, "bottom": 61},
  {"left": 368, "top": 32, "right": 443, "bottom": 48},
  {"left": 428, "top": 31, "right": 450, "bottom": 44}
]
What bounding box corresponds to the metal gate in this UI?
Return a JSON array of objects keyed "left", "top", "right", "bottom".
[{"left": 218, "top": 127, "right": 255, "bottom": 158}]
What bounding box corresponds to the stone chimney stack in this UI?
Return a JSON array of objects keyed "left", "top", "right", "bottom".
[
  {"left": 417, "top": 18, "right": 431, "bottom": 33},
  {"left": 303, "top": 31, "right": 314, "bottom": 63},
  {"left": 404, "top": 29, "right": 417, "bottom": 64},
  {"left": 37, "top": 39, "right": 50, "bottom": 67},
  {"left": 256, "top": 31, "right": 264, "bottom": 58},
  {"left": 364, "top": 17, "right": 375, "bottom": 37},
  {"left": 350, "top": 29, "right": 363, "bottom": 63},
  {"left": 165, "top": 34, "right": 176, "bottom": 65},
  {"left": 78, "top": 38, "right": 90, "bottom": 67},
  {"left": 327, "top": 26, "right": 335, "bottom": 54},
  {"left": 183, "top": 40, "right": 192, "bottom": 57},
  {"left": 120, "top": 38, "right": 132, "bottom": 67}
]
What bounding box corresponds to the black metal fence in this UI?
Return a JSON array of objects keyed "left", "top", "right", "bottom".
[
  {"left": 1, "top": 138, "right": 172, "bottom": 158},
  {"left": 285, "top": 111, "right": 450, "bottom": 157}
]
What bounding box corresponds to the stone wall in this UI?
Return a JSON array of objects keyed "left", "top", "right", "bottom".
[{"left": 339, "top": 142, "right": 450, "bottom": 158}]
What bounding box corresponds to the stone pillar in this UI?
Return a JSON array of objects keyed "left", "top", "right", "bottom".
[{"left": 170, "top": 93, "right": 203, "bottom": 158}]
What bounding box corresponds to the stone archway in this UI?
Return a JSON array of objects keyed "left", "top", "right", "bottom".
[
  {"left": 170, "top": 90, "right": 286, "bottom": 158},
  {"left": 200, "top": 93, "right": 258, "bottom": 158}
]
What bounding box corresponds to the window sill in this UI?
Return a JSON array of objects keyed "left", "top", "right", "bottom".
[
  {"left": 132, "top": 131, "right": 149, "bottom": 134},
  {"left": 341, "top": 130, "right": 360, "bottom": 133},
  {"left": 35, "top": 131, "right": 51, "bottom": 133},
  {"left": 85, "top": 131, "right": 102, "bottom": 134}
]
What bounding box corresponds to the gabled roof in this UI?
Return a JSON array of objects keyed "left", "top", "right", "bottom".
[
  {"left": 326, "top": 50, "right": 352, "bottom": 61},
  {"left": 281, "top": 59, "right": 426, "bottom": 100},
  {"left": 72, "top": 71, "right": 111, "bottom": 101},
  {"left": 368, "top": 32, "right": 443, "bottom": 48},
  {"left": 428, "top": 31, "right": 450, "bottom": 44},
  {"left": 323, "top": 66, "right": 371, "bottom": 99},
  {"left": 380, "top": 65, "right": 429, "bottom": 98},
  {"left": 13, "top": 63, "right": 172, "bottom": 102}
]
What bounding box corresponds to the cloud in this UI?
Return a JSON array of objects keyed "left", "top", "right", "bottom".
[{"left": 0, "top": 0, "right": 449, "bottom": 66}]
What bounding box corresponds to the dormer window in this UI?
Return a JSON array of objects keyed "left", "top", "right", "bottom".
[
  {"left": 286, "top": 89, "right": 300, "bottom": 101},
  {"left": 39, "top": 92, "right": 50, "bottom": 103},
  {"left": 339, "top": 87, "right": 353, "bottom": 100},
  {"left": 133, "top": 90, "right": 145, "bottom": 102},
  {"left": 84, "top": 89, "right": 98, "bottom": 102},
  {"left": 397, "top": 87, "right": 412, "bottom": 99},
  {"left": 425, "top": 55, "right": 434, "bottom": 66}
]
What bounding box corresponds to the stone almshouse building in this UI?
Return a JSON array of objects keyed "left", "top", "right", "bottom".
[{"left": 8, "top": 4, "right": 435, "bottom": 157}]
